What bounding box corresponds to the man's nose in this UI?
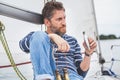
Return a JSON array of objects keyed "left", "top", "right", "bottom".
[{"left": 62, "top": 19, "right": 66, "bottom": 25}]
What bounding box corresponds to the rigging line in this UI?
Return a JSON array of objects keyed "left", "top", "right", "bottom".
[
  {"left": 0, "top": 61, "right": 31, "bottom": 68},
  {"left": 0, "top": 28, "right": 26, "bottom": 80},
  {"left": 0, "top": 21, "right": 27, "bottom": 80}
]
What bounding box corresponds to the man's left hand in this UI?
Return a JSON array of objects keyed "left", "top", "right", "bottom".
[{"left": 83, "top": 37, "right": 97, "bottom": 56}]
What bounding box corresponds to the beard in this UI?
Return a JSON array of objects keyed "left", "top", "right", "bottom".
[{"left": 50, "top": 25, "right": 66, "bottom": 36}]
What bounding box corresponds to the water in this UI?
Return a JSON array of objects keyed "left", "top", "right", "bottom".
[
  {"left": 85, "top": 39, "right": 120, "bottom": 80},
  {"left": 99, "top": 39, "right": 120, "bottom": 76},
  {"left": 0, "top": 39, "right": 120, "bottom": 80}
]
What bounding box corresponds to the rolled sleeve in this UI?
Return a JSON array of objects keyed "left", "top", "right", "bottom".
[
  {"left": 77, "top": 65, "right": 89, "bottom": 78},
  {"left": 19, "top": 31, "right": 34, "bottom": 53}
]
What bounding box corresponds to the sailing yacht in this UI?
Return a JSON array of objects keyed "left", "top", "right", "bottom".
[{"left": 0, "top": 0, "right": 120, "bottom": 80}]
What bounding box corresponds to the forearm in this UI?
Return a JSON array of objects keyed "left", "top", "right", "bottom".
[
  {"left": 48, "top": 33, "right": 70, "bottom": 52},
  {"left": 48, "top": 33, "right": 57, "bottom": 40},
  {"left": 80, "top": 37, "right": 97, "bottom": 71},
  {"left": 80, "top": 55, "right": 91, "bottom": 71}
]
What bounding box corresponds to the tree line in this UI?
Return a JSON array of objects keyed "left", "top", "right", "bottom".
[{"left": 99, "top": 34, "right": 120, "bottom": 40}]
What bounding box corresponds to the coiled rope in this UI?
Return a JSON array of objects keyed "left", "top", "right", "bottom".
[{"left": 0, "top": 21, "right": 27, "bottom": 80}]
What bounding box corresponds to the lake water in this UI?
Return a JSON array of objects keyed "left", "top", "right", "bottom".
[
  {"left": 0, "top": 39, "right": 120, "bottom": 80},
  {"left": 85, "top": 39, "right": 120, "bottom": 80}
]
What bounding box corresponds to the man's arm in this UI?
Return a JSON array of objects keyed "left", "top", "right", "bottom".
[
  {"left": 48, "top": 33, "right": 70, "bottom": 52},
  {"left": 76, "top": 37, "right": 96, "bottom": 77},
  {"left": 80, "top": 37, "right": 97, "bottom": 71},
  {"left": 19, "top": 32, "right": 70, "bottom": 53},
  {"left": 19, "top": 32, "right": 34, "bottom": 53}
]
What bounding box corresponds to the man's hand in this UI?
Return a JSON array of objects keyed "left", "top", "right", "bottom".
[
  {"left": 83, "top": 37, "right": 97, "bottom": 56},
  {"left": 48, "top": 34, "right": 70, "bottom": 52}
]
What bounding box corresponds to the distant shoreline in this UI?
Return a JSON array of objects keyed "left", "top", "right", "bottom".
[{"left": 99, "top": 34, "right": 120, "bottom": 40}]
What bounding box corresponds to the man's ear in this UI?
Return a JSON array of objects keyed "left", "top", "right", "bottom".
[{"left": 44, "top": 18, "right": 50, "bottom": 27}]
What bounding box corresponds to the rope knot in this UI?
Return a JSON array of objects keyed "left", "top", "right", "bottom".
[{"left": 0, "top": 21, "right": 5, "bottom": 31}]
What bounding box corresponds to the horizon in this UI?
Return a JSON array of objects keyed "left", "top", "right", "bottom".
[{"left": 94, "top": 0, "right": 120, "bottom": 37}]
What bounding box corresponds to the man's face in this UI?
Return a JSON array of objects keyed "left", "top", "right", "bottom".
[{"left": 48, "top": 10, "right": 66, "bottom": 36}]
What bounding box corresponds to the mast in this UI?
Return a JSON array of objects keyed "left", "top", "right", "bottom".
[{"left": 91, "top": 0, "right": 105, "bottom": 72}]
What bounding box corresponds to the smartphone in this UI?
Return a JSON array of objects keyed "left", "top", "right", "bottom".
[{"left": 83, "top": 32, "right": 90, "bottom": 50}]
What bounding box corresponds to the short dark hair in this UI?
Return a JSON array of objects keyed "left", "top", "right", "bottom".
[{"left": 42, "top": 1, "right": 65, "bottom": 20}]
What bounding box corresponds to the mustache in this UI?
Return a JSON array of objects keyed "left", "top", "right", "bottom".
[{"left": 61, "top": 24, "right": 66, "bottom": 28}]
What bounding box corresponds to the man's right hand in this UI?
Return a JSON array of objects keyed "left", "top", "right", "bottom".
[{"left": 48, "top": 34, "right": 70, "bottom": 52}]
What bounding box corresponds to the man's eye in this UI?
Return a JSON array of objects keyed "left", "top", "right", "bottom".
[{"left": 57, "top": 18, "right": 62, "bottom": 21}]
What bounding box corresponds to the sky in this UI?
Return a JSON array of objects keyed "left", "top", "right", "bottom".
[{"left": 94, "top": 0, "right": 120, "bottom": 37}]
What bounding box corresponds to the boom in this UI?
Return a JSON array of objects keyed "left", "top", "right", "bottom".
[{"left": 0, "top": 2, "right": 44, "bottom": 24}]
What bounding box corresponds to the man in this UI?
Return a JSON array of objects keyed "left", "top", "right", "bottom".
[{"left": 19, "top": 1, "right": 97, "bottom": 80}]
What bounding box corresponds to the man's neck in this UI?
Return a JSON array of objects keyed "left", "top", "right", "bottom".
[{"left": 45, "top": 31, "right": 64, "bottom": 36}]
